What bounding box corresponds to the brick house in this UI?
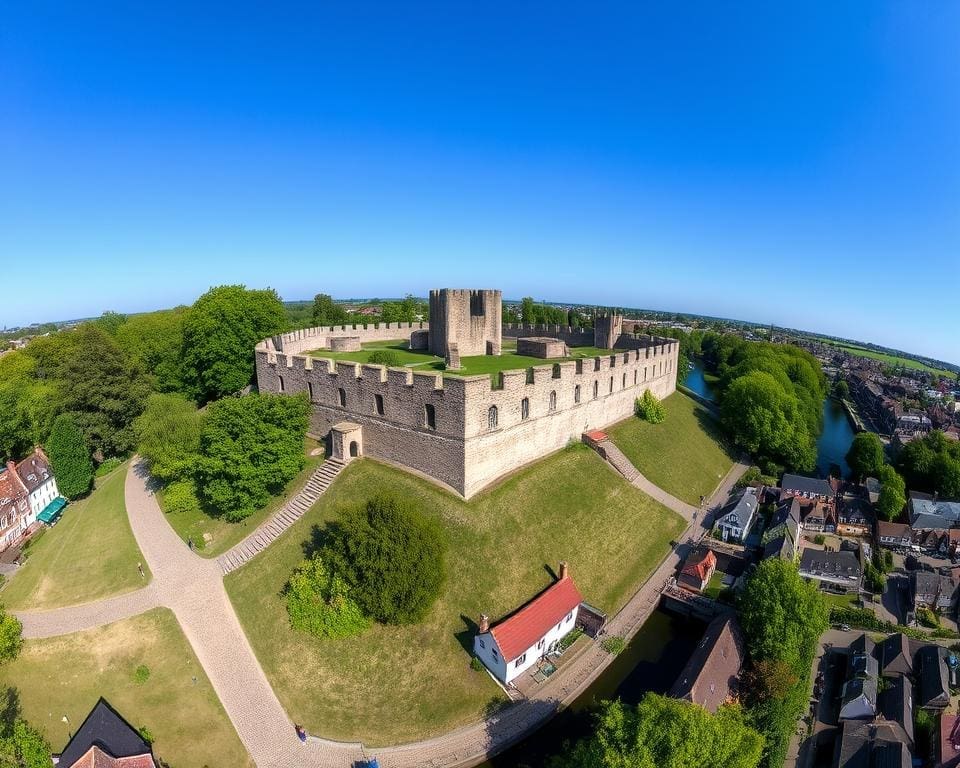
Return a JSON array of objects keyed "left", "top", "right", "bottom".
[{"left": 678, "top": 549, "right": 717, "bottom": 593}]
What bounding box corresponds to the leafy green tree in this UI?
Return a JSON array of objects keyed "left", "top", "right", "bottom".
[
  {"left": 833, "top": 379, "right": 849, "bottom": 399},
  {"left": 520, "top": 296, "right": 536, "bottom": 324},
  {"left": 324, "top": 493, "right": 446, "bottom": 624},
  {"left": 380, "top": 295, "right": 424, "bottom": 323},
  {"left": 876, "top": 465, "right": 907, "bottom": 522},
  {"left": 635, "top": 390, "right": 665, "bottom": 423},
  {"left": 162, "top": 479, "right": 203, "bottom": 520},
  {"left": 195, "top": 393, "right": 310, "bottom": 521},
  {"left": 58, "top": 324, "right": 151, "bottom": 458},
  {"left": 310, "top": 293, "right": 349, "bottom": 327},
  {"left": 0, "top": 611, "right": 22, "bottom": 665},
  {"left": 0, "top": 353, "right": 58, "bottom": 461},
  {"left": 46, "top": 413, "right": 94, "bottom": 499},
  {"left": 182, "top": 285, "right": 287, "bottom": 402},
  {"left": 553, "top": 695, "right": 763, "bottom": 768},
  {"left": 93, "top": 311, "right": 128, "bottom": 336},
  {"left": 135, "top": 393, "right": 204, "bottom": 482},
  {"left": 115, "top": 308, "right": 188, "bottom": 393},
  {"left": 896, "top": 430, "right": 960, "bottom": 497},
  {"left": 0, "top": 713, "right": 50, "bottom": 768},
  {"left": 845, "top": 432, "right": 885, "bottom": 480},
  {"left": 285, "top": 554, "right": 371, "bottom": 638}
]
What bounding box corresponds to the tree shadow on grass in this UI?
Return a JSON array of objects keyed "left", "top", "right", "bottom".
[{"left": 456, "top": 614, "right": 479, "bottom": 656}]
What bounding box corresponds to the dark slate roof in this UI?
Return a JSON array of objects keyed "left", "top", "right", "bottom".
[
  {"left": 917, "top": 645, "right": 950, "bottom": 709},
  {"left": 800, "top": 549, "right": 862, "bottom": 580},
  {"left": 667, "top": 615, "right": 745, "bottom": 713},
  {"left": 851, "top": 633, "right": 876, "bottom": 662},
  {"left": 841, "top": 676, "right": 878, "bottom": 715},
  {"left": 879, "top": 675, "right": 914, "bottom": 747},
  {"left": 57, "top": 698, "right": 153, "bottom": 767},
  {"left": 833, "top": 720, "right": 912, "bottom": 768},
  {"left": 879, "top": 633, "right": 913, "bottom": 677},
  {"left": 782, "top": 473, "right": 835, "bottom": 497}
]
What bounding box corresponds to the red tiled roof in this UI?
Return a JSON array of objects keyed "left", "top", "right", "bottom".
[
  {"left": 681, "top": 549, "right": 717, "bottom": 582},
  {"left": 67, "top": 746, "right": 156, "bottom": 768},
  {"left": 490, "top": 576, "right": 583, "bottom": 662},
  {"left": 0, "top": 467, "right": 27, "bottom": 521},
  {"left": 583, "top": 430, "right": 608, "bottom": 443}
]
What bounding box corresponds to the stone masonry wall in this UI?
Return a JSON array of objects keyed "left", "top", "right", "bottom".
[
  {"left": 266, "top": 322, "right": 429, "bottom": 357},
  {"left": 429, "top": 289, "right": 502, "bottom": 357}
]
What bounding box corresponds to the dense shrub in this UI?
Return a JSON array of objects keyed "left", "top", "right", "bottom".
[
  {"left": 133, "top": 664, "right": 151, "bottom": 684},
  {"left": 0, "top": 610, "right": 23, "bottom": 665},
  {"left": 552, "top": 695, "right": 763, "bottom": 768},
  {"left": 324, "top": 494, "right": 446, "bottom": 624},
  {"left": 635, "top": 390, "right": 665, "bottom": 423},
  {"left": 285, "top": 555, "right": 370, "bottom": 639},
  {"left": 162, "top": 479, "right": 203, "bottom": 519},
  {"left": 368, "top": 350, "right": 402, "bottom": 367},
  {"left": 46, "top": 413, "right": 94, "bottom": 499},
  {"left": 135, "top": 393, "right": 204, "bottom": 482},
  {"left": 196, "top": 394, "right": 310, "bottom": 521},
  {"left": 94, "top": 457, "right": 123, "bottom": 478}
]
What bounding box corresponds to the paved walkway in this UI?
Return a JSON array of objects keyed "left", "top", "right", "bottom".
[{"left": 13, "top": 455, "right": 748, "bottom": 768}]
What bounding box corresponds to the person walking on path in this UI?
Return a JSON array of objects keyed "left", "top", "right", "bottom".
[
  {"left": 188, "top": 538, "right": 194, "bottom": 551},
  {"left": 137, "top": 562, "right": 144, "bottom": 578}
]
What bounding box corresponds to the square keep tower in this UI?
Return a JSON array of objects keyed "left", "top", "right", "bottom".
[{"left": 428, "top": 289, "right": 502, "bottom": 357}]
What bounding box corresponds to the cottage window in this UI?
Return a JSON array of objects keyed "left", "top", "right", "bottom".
[
  {"left": 515, "top": 653, "right": 526, "bottom": 667},
  {"left": 537, "top": 638, "right": 545, "bottom": 650},
  {"left": 521, "top": 398, "right": 530, "bottom": 420},
  {"left": 488, "top": 405, "right": 498, "bottom": 430},
  {"left": 574, "top": 385, "right": 581, "bottom": 404},
  {"left": 375, "top": 394, "right": 385, "bottom": 415},
  {"left": 424, "top": 403, "right": 437, "bottom": 430},
  {"left": 478, "top": 638, "right": 485, "bottom": 649},
  {"left": 549, "top": 391, "right": 557, "bottom": 412},
  {"left": 566, "top": 612, "right": 573, "bottom": 622},
  {"left": 338, "top": 387, "right": 347, "bottom": 407},
  {"left": 491, "top": 648, "right": 498, "bottom": 660}
]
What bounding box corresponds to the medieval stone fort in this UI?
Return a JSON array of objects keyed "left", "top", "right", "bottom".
[{"left": 256, "top": 289, "right": 679, "bottom": 498}]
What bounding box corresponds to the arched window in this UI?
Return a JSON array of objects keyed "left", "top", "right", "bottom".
[
  {"left": 307, "top": 382, "right": 314, "bottom": 400},
  {"left": 424, "top": 403, "right": 436, "bottom": 429},
  {"left": 549, "top": 391, "right": 557, "bottom": 412},
  {"left": 609, "top": 376, "right": 614, "bottom": 394},
  {"left": 574, "top": 385, "right": 581, "bottom": 404},
  {"left": 593, "top": 381, "right": 599, "bottom": 399},
  {"left": 488, "top": 405, "right": 498, "bottom": 430},
  {"left": 278, "top": 375, "right": 285, "bottom": 393},
  {"left": 622, "top": 373, "right": 627, "bottom": 388},
  {"left": 374, "top": 394, "right": 385, "bottom": 415},
  {"left": 521, "top": 398, "right": 530, "bottom": 420},
  {"left": 338, "top": 387, "right": 346, "bottom": 407},
  {"left": 634, "top": 370, "right": 638, "bottom": 385}
]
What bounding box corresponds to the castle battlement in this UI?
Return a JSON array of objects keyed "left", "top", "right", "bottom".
[{"left": 254, "top": 289, "right": 679, "bottom": 498}]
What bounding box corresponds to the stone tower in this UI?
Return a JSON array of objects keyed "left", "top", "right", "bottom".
[
  {"left": 429, "top": 289, "right": 502, "bottom": 358},
  {"left": 594, "top": 312, "right": 623, "bottom": 350}
]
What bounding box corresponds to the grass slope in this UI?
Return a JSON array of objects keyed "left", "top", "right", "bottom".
[
  {"left": 0, "top": 608, "right": 252, "bottom": 767},
  {"left": 607, "top": 392, "right": 736, "bottom": 506},
  {"left": 1, "top": 464, "right": 151, "bottom": 610},
  {"left": 307, "top": 339, "right": 617, "bottom": 379},
  {"left": 157, "top": 437, "right": 324, "bottom": 557},
  {"left": 815, "top": 338, "right": 955, "bottom": 378},
  {"left": 225, "top": 446, "right": 684, "bottom": 745}
]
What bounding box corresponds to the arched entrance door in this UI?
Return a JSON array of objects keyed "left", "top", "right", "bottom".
[{"left": 349, "top": 440, "right": 359, "bottom": 458}]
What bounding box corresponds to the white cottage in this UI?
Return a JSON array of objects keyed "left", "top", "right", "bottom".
[
  {"left": 473, "top": 562, "right": 583, "bottom": 686},
  {"left": 16, "top": 448, "right": 63, "bottom": 527},
  {"left": 715, "top": 486, "right": 759, "bottom": 543}
]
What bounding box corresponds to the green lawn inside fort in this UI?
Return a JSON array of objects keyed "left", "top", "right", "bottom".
[
  {"left": 607, "top": 392, "right": 736, "bottom": 506},
  {"left": 0, "top": 462, "right": 152, "bottom": 611},
  {"left": 156, "top": 436, "right": 324, "bottom": 557},
  {"left": 224, "top": 445, "right": 685, "bottom": 745},
  {"left": 307, "top": 338, "right": 618, "bottom": 379},
  {"left": 0, "top": 607, "right": 253, "bottom": 767},
  {"left": 814, "top": 337, "right": 955, "bottom": 378}
]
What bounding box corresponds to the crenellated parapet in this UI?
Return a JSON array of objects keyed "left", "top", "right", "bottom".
[{"left": 265, "top": 321, "right": 429, "bottom": 357}]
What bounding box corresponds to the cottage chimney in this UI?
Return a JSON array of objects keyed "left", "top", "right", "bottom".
[
  {"left": 559, "top": 560, "right": 569, "bottom": 580},
  {"left": 5, "top": 461, "right": 15, "bottom": 476},
  {"left": 478, "top": 614, "right": 489, "bottom": 634}
]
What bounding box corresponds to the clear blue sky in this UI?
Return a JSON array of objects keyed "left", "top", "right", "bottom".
[{"left": 2, "top": 3, "right": 958, "bottom": 363}]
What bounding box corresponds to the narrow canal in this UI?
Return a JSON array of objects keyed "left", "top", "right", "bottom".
[{"left": 477, "top": 608, "right": 705, "bottom": 767}]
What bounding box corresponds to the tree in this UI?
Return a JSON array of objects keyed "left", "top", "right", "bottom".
[
  {"left": 46, "top": 413, "right": 94, "bottom": 499},
  {"left": 876, "top": 465, "right": 907, "bottom": 522},
  {"left": 845, "top": 432, "right": 885, "bottom": 481},
  {"left": 553, "top": 695, "right": 763, "bottom": 768},
  {"left": 324, "top": 493, "right": 447, "bottom": 624},
  {"left": 195, "top": 393, "right": 310, "bottom": 521},
  {"left": 135, "top": 393, "right": 204, "bottom": 482},
  {"left": 115, "top": 308, "right": 188, "bottom": 393},
  {"left": 0, "top": 611, "right": 22, "bottom": 665},
  {"left": 93, "top": 311, "right": 128, "bottom": 336},
  {"left": 833, "top": 379, "right": 849, "bottom": 399},
  {"left": 58, "top": 324, "right": 151, "bottom": 459},
  {"left": 0, "top": 353, "right": 57, "bottom": 462},
  {"left": 896, "top": 430, "right": 960, "bottom": 497},
  {"left": 635, "top": 390, "right": 665, "bottom": 423},
  {"left": 0, "top": 717, "right": 49, "bottom": 768},
  {"left": 182, "top": 285, "right": 287, "bottom": 402},
  {"left": 310, "top": 293, "right": 349, "bottom": 327},
  {"left": 285, "top": 554, "right": 371, "bottom": 638}
]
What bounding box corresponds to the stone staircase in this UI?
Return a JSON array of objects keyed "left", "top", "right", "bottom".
[
  {"left": 216, "top": 458, "right": 346, "bottom": 575},
  {"left": 591, "top": 440, "right": 640, "bottom": 483}
]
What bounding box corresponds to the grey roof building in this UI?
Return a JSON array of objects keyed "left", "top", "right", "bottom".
[
  {"left": 832, "top": 720, "right": 911, "bottom": 768},
  {"left": 782, "top": 473, "right": 835, "bottom": 499},
  {"left": 714, "top": 486, "right": 759, "bottom": 543},
  {"left": 910, "top": 498, "right": 960, "bottom": 527},
  {"left": 800, "top": 549, "right": 862, "bottom": 590},
  {"left": 917, "top": 644, "right": 950, "bottom": 709}
]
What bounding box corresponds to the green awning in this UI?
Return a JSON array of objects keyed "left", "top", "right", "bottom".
[{"left": 37, "top": 497, "right": 67, "bottom": 524}]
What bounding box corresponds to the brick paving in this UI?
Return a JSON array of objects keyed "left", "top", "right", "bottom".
[{"left": 13, "top": 454, "right": 748, "bottom": 768}]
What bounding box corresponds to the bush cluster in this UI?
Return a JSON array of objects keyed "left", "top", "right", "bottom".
[
  {"left": 285, "top": 555, "right": 371, "bottom": 639},
  {"left": 367, "top": 350, "right": 402, "bottom": 367},
  {"left": 635, "top": 390, "right": 665, "bottom": 423}
]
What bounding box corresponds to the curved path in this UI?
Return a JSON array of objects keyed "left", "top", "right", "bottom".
[{"left": 15, "top": 456, "right": 747, "bottom": 768}]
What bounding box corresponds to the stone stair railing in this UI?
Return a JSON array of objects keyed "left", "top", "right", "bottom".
[{"left": 216, "top": 458, "right": 345, "bottom": 575}]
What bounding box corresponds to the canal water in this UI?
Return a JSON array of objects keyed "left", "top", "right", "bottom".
[
  {"left": 477, "top": 608, "right": 705, "bottom": 767},
  {"left": 687, "top": 359, "right": 855, "bottom": 479}
]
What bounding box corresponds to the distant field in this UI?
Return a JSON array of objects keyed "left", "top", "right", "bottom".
[
  {"left": 816, "top": 338, "right": 955, "bottom": 378},
  {"left": 307, "top": 339, "right": 616, "bottom": 379}
]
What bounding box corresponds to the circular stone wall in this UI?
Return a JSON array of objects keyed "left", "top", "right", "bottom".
[{"left": 329, "top": 336, "right": 362, "bottom": 352}]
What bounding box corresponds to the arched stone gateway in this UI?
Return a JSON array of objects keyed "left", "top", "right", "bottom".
[{"left": 331, "top": 422, "right": 363, "bottom": 463}]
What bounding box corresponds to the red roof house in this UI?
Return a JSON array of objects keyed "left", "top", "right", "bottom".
[
  {"left": 474, "top": 562, "right": 583, "bottom": 685},
  {"left": 679, "top": 549, "right": 717, "bottom": 593}
]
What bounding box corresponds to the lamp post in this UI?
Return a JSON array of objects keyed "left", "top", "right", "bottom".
[{"left": 62, "top": 714, "right": 71, "bottom": 740}]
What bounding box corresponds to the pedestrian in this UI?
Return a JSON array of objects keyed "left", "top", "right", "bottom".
[
  {"left": 137, "top": 562, "right": 144, "bottom": 578},
  {"left": 295, "top": 724, "right": 307, "bottom": 743},
  {"left": 188, "top": 537, "right": 194, "bottom": 551}
]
